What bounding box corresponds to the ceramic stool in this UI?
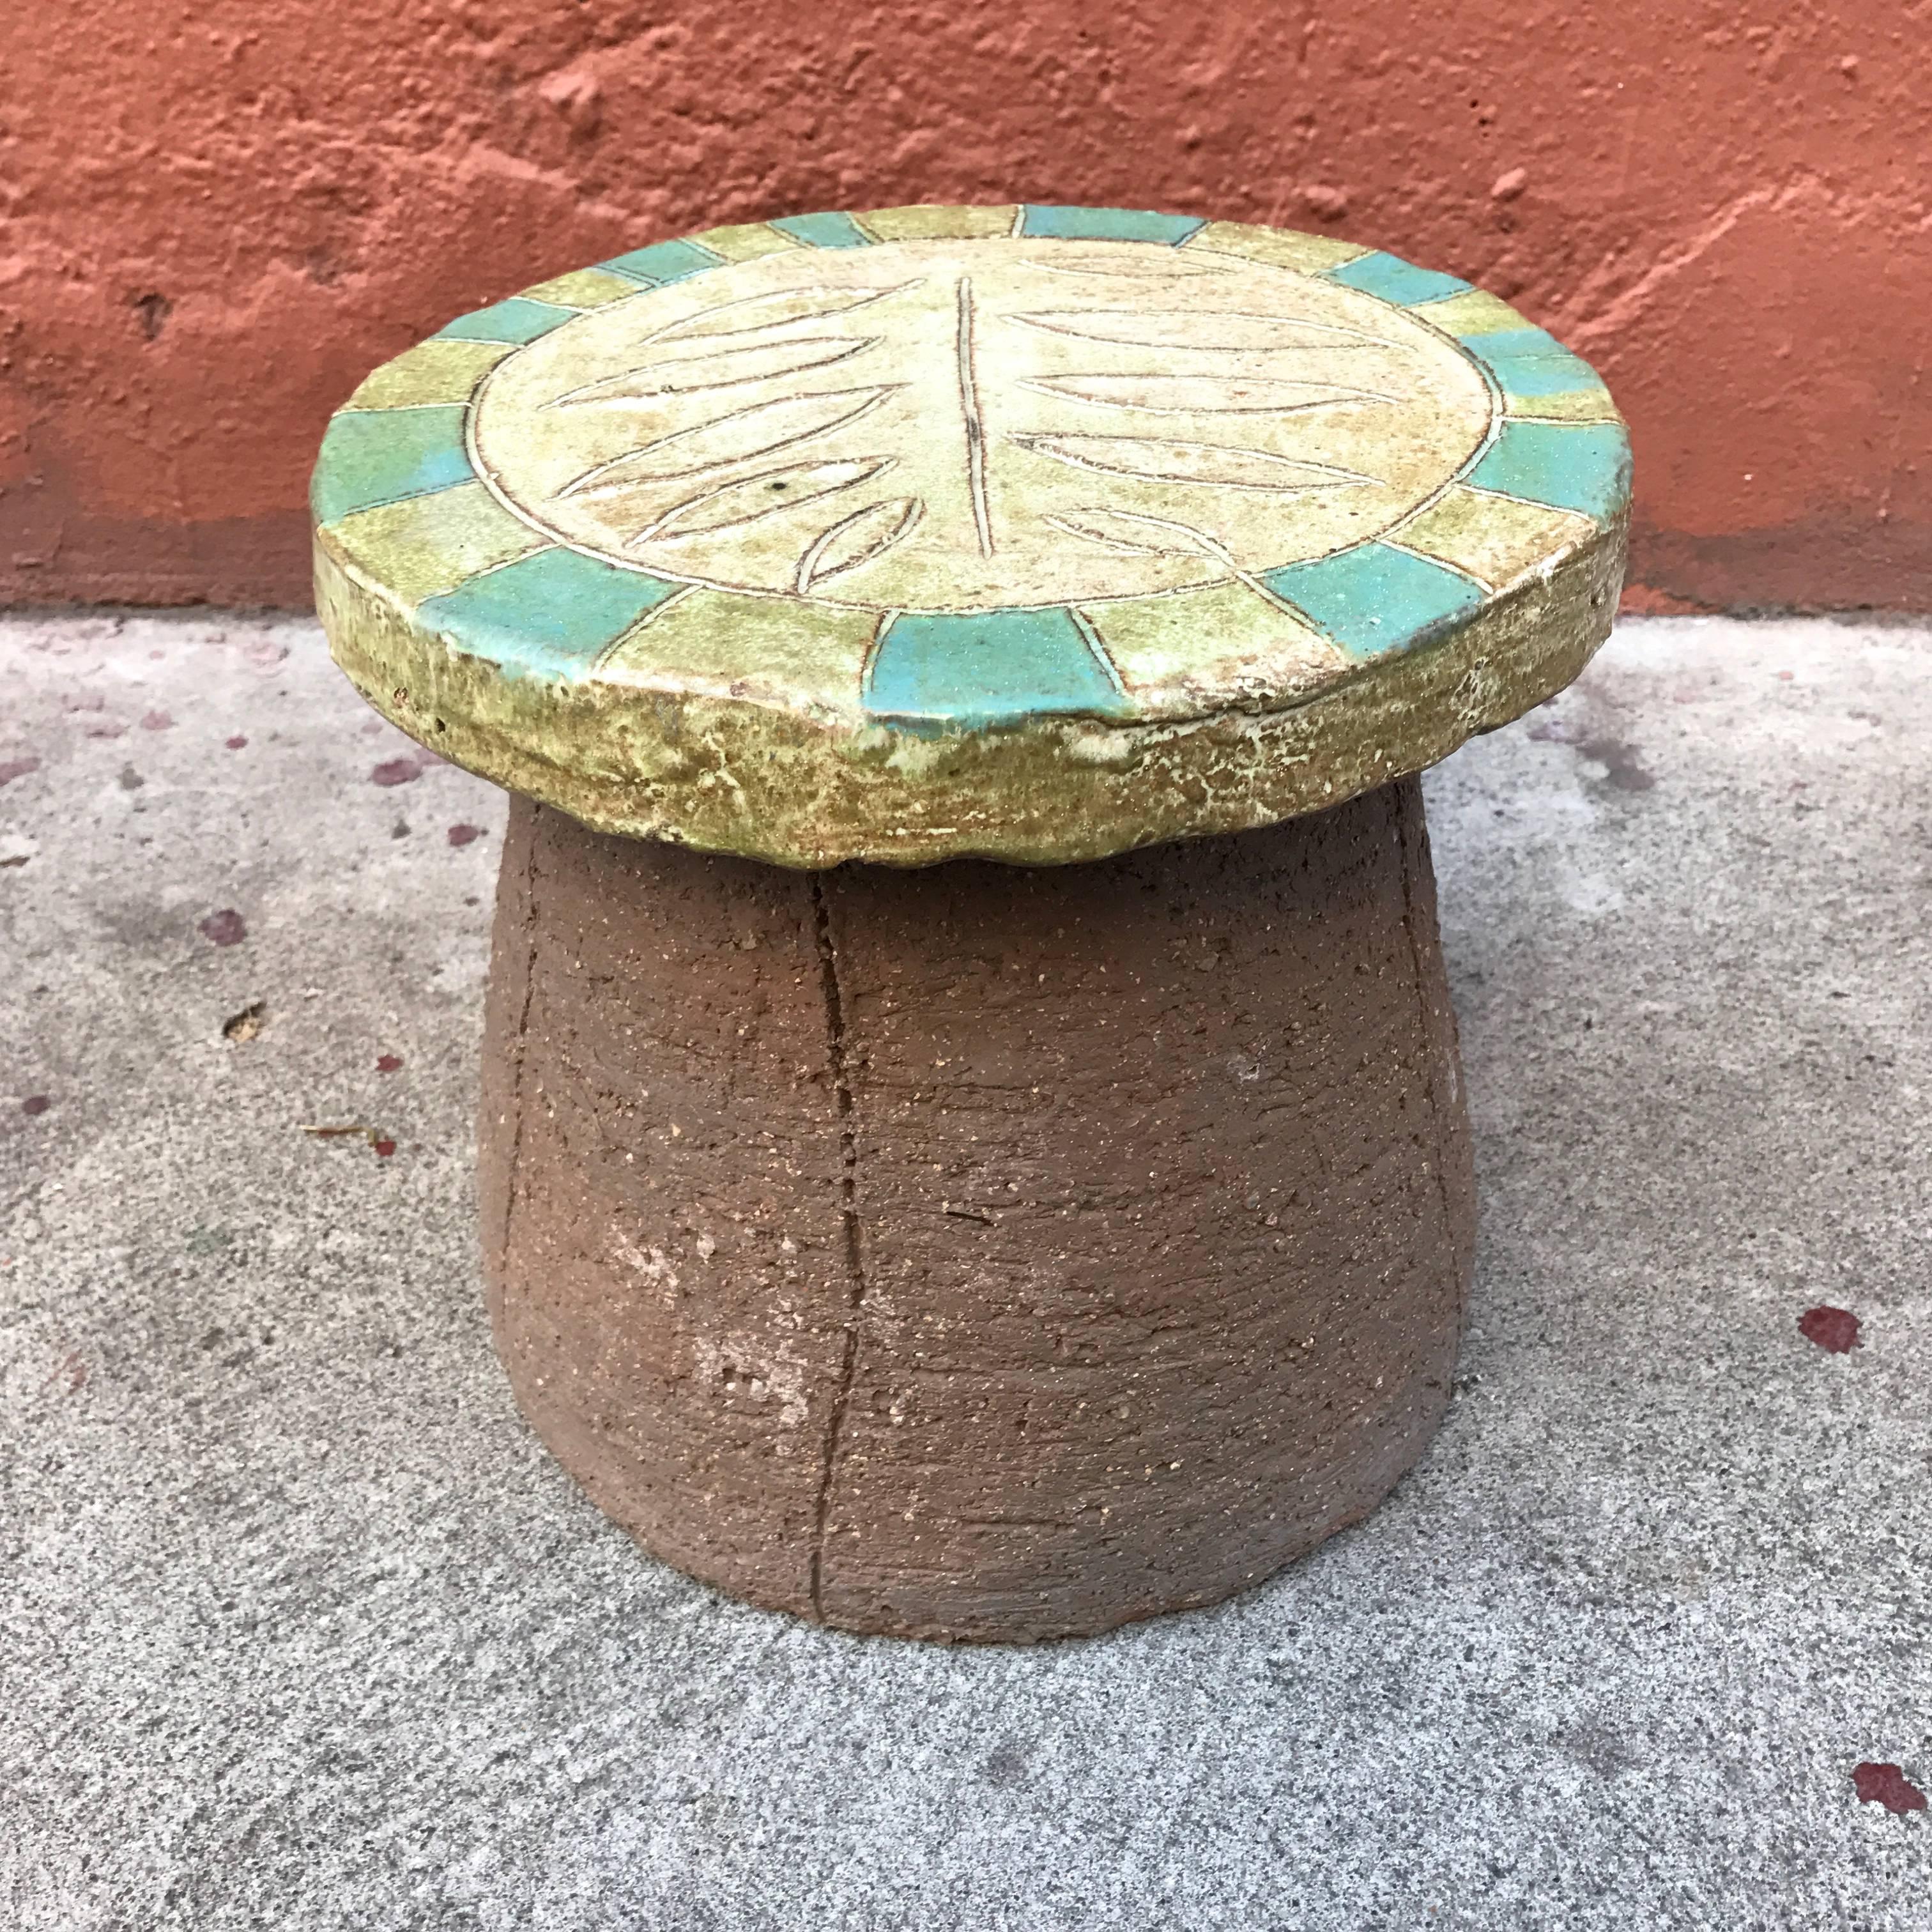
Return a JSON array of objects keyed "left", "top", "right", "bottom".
[{"left": 312, "top": 203, "right": 1629, "bottom": 1641}]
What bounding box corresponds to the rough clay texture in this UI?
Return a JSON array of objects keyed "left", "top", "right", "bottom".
[
  {"left": 481, "top": 781, "right": 1474, "bottom": 1641},
  {"left": 3, "top": 6, "right": 1928, "bottom": 616},
  {"left": 321, "top": 524, "right": 1623, "bottom": 866},
  {"left": 3, "top": 611, "right": 1931, "bottom": 1922}
]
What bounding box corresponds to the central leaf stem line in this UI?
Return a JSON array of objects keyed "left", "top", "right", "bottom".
[{"left": 956, "top": 277, "right": 993, "bottom": 556}]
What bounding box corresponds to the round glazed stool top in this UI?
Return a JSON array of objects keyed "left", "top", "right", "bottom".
[{"left": 313, "top": 204, "right": 1630, "bottom": 866}]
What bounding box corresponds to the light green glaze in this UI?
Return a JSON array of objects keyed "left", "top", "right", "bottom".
[{"left": 312, "top": 204, "right": 1629, "bottom": 867}]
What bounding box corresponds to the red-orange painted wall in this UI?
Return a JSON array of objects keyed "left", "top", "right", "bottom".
[{"left": 2, "top": 2, "right": 1927, "bottom": 612}]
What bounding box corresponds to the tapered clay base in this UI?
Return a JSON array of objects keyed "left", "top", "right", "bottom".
[{"left": 479, "top": 778, "right": 1475, "bottom": 1643}]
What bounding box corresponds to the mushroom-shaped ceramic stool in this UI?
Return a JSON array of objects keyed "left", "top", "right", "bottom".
[{"left": 312, "top": 202, "right": 1629, "bottom": 1641}]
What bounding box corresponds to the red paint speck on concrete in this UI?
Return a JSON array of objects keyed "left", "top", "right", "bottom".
[
  {"left": 372, "top": 1137, "right": 397, "bottom": 1158},
  {"left": 1798, "top": 1306, "right": 1860, "bottom": 1353},
  {"left": 0, "top": 757, "right": 41, "bottom": 787},
  {"left": 372, "top": 758, "right": 420, "bottom": 787},
  {"left": 199, "top": 908, "right": 247, "bottom": 947},
  {"left": 376, "top": 1054, "right": 402, "bottom": 1073},
  {"left": 1853, "top": 1763, "right": 1927, "bottom": 1814},
  {"left": 226, "top": 735, "right": 248, "bottom": 749},
  {"left": 447, "top": 824, "right": 484, "bottom": 847},
  {"left": 141, "top": 710, "right": 174, "bottom": 730},
  {"left": 22, "top": 1094, "right": 52, "bottom": 1116}
]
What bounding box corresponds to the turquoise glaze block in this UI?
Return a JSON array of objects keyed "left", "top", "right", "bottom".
[
  {"left": 1018, "top": 205, "right": 1208, "bottom": 245},
  {"left": 599, "top": 238, "right": 729, "bottom": 285},
  {"left": 310, "top": 406, "right": 473, "bottom": 523},
  {"left": 418, "top": 548, "right": 686, "bottom": 678},
  {"left": 432, "top": 298, "right": 579, "bottom": 346},
  {"left": 1263, "top": 542, "right": 1486, "bottom": 660},
  {"left": 1326, "top": 252, "right": 1473, "bottom": 308},
  {"left": 769, "top": 211, "right": 878, "bottom": 250},
  {"left": 1462, "top": 327, "right": 1604, "bottom": 399},
  {"left": 1468, "top": 420, "right": 1632, "bottom": 519},
  {"left": 865, "top": 608, "right": 1130, "bottom": 728}
]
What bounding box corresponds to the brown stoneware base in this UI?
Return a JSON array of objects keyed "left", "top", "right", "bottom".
[{"left": 479, "top": 778, "right": 1475, "bottom": 1643}]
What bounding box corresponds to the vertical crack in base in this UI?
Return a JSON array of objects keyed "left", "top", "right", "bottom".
[
  {"left": 500, "top": 806, "right": 542, "bottom": 1311},
  {"left": 1393, "top": 784, "right": 1459, "bottom": 1263},
  {"left": 808, "top": 872, "right": 868, "bottom": 1619}
]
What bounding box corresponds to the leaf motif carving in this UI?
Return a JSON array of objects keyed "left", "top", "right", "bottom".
[
  {"left": 1044, "top": 508, "right": 1311, "bottom": 624},
  {"left": 1012, "top": 434, "right": 1375, "bottom": 493},
  {"left": 795, "top": 498, "right": 924, "bottom": 590},
  {"left": 640, "top": 459, "right": 896, "bottom": 542},
  {"left": 1022, "top": 374, "right": 1393, "bottom": 415},
  {"left": 1021, "top": 252, "right": 1234, "bottom": 282},
  {"left": 1013, "top": 309, "right": 1399, "bottom": 351},
  {"left": 1045, "top": 507, "right": 1234, "bottom": 562},
  {"left": 558, "top": 388, "right": 900, "bottom": 497},
  {"left": 481, "top": 235, "right": 1493, "bottom": 608},
  {"left": 546, "top": 337, "right": 881, "bottom": 408},
  {"left": 645, "top": 282, "right": 922, "bottom": 345}
]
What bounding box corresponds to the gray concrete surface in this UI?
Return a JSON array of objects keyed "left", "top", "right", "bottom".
[{"left": 2, "top": 610, "right": 1928, "bottom": 1929}]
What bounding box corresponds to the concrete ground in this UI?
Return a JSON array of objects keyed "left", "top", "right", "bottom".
[{"left": 2, "top": 610, "right": 1928, "bottom": 1929}]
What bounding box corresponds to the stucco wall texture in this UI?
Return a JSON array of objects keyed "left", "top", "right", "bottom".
[{"left": 1, "top": 3, "right": 1927, "bottom": 615}]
